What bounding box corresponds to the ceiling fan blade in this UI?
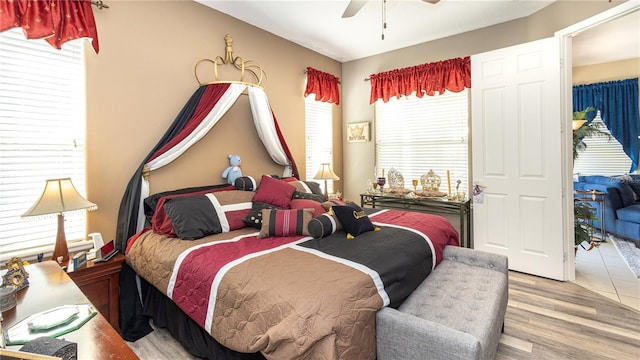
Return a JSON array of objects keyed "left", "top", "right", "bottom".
[
  {"left": 422, "top": 0, "right": 440, "bottom": 4},
  {"left": 342, "top": 0, "right": 367, "bottom": 18}
]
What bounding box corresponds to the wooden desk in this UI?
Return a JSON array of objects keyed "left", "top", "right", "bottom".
[{"left": 1, "top": 261, "right": 139, "bottom": 360}]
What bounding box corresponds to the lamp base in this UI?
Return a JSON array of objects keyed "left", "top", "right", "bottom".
[
  {"left": 52, "top": 214, "right": 69, "bottom": 263},
  {"left": 324, "top": 179, "right": 329, "bottom": 199}
]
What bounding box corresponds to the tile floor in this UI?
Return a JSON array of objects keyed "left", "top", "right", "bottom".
[{"left": 574, "top": 240, "right": 640, "bottom": 311}]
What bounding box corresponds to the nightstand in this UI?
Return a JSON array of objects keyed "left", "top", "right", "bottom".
[{"left": 66, "top": 253, "right": 125, "bottom": 332}]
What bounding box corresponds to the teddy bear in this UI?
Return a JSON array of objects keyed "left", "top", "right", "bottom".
[{"left": 222, "top": 154, "right": 243, "bottom": 185}]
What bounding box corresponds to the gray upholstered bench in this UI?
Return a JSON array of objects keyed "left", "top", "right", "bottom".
[{"left": 377, "top": 245, "right": 508, "bottom": 360}]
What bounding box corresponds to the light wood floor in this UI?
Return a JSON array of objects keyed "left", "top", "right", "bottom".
[{"left": 128, "top": 271, "right": 640, "bottom": 360}]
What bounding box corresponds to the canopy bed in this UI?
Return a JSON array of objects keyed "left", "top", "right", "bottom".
[{"left": 117, "top": 35, "right": 460, "bottom": 359}]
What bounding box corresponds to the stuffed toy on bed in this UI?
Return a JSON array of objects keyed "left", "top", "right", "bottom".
[{"left": 222, "top": 154, "right": 243, "bottom": 185}]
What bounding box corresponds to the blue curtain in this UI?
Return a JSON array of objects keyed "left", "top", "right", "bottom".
[{"left": 573, "top": 78, "right": 640, "bottom": 173}]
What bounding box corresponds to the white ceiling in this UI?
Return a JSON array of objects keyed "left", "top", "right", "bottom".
[
  {"left": 196, "top": 0, "right": 555, "bottom": 62},
  {"left": 572, "top": 10, "right": 640, "bottom": 67},
  {"left": 196, "top": 0, "right": 639, "bottom": 65}
]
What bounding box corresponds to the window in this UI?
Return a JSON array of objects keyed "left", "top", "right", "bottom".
[
  {"left": 0, "top": 28, "right": 86, "bottom": 258},
  {"left": 304, "top": 96, "right": 334, "bottom": 194},
  {"left": 574, "top": 111, "right": 633, "bottom": 176},
  {"left": 375, "top": 89, "right": 469, "bottom": 195}
]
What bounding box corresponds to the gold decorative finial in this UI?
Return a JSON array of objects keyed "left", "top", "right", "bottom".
[{"left": 194, "top": 34, "right": 267, "bottom": 88}]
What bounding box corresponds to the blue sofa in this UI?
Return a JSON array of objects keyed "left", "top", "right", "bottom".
[{"left": 573, "top": 175, "right": 640, "bottom": 246}]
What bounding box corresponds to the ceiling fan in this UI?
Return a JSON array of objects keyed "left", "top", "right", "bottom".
[{"left": 342, "top": 0, "right": 440, "bottom": 18}]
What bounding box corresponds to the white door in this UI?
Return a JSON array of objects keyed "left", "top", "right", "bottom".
[{"left": 471, "top": 37, "right": 566, "bottom": 280}]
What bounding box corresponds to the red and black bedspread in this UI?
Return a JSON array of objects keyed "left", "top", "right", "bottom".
[{"left": 126, "top": 209, "right": 459, "bottom": 360}]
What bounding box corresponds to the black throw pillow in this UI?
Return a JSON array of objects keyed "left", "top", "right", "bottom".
[
  {"left": 243, "top": 202, "right": 280, "bottom": 229},
  {"left": 163, "top": 195, "right": 223, "bottom": 240},
  {"left": 332, "top": 203, "right": 375, "bottom": 238}
]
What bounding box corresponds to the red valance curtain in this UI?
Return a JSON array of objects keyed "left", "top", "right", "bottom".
[
  {"left": 369, "top": 56, "right": 470, "bottom": 104},
  {"left": 304, "top": 66, "right": 340, "bottom": 105},
  {"left": 0, "top": 0, "right": 99, "bottom": 53}
]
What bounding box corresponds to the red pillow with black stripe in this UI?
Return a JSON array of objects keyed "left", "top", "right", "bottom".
[{"left": 258, "top": 208, "right": 314, "bottom": 238}]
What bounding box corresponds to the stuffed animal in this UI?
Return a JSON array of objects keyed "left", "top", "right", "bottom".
[{"left": 222, "top": 154, "right": 243, "bottom": 185}]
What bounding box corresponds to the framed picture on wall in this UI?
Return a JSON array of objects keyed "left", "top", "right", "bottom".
[{"left": 347, "top": 122, "right": 370, "bottom": 143}]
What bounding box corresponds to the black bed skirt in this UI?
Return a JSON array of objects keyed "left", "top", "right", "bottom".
[{"left": 120, "top": 263, "right": 265, "bottom": 360}]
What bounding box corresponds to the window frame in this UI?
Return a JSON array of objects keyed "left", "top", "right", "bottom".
[
  {"left": 304, "top": 95, "right": 335, "bottom": 195},
  {"left": 0, "top": 29, "right": 90, "bottom": 260},
  {"left": 374, "top": 89, "right": 470, "bottom": 197}
]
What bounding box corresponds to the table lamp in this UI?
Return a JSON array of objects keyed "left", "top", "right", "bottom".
[
  {"left": 22, "top": 178, "right": 97, "bottom": 263},
  {"left": 313, "top": 163, "right": 340, "bottom": 199}
]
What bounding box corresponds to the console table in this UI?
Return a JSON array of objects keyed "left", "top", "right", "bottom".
[
  {"left": 1, "top": 261, "right": 139, "bottom": 359},
  {"left": 361, "top": 193, "right": 473, "bottom": 248}
]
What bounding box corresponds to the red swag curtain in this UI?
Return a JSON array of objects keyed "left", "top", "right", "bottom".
[
  {"left": 369, "top": 56, "right": 470, "bottom": 104},
  {"left": 304, "top": 66, "right": 340, "bottom": 105},
  {"left": 0, "top": 0, "right": 99, "bottom": 53}
]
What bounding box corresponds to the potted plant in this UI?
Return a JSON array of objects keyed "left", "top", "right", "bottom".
[
  {"left": 572, "top": 107, "right": 609, "bottom": 253},
  {"left": 574, "top": 200, "right": 598, "bottom": 252}
]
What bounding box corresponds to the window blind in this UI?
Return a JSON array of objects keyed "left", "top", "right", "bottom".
[
  {"left": 304, "top": 96, "right": 334, "bottom": 193},
  {"left": 574, "top": 112, "right": 633, "bottom": 176},
  {"left": 0, "top": 28, "right": 86, "bottom": 255},
  {"left": 375, "top": 89, "right": 469, "bottom": 195}
]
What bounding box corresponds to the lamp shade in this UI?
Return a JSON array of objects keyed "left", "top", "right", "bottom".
[
  {"left": 22, "top": 178, "right": 97, "bottom": 217},
  {"left": 313, "top": 163, "right": 340, "bottom": 181},
  {"left": 572, "top": 119, "right": 587, "bottom": 131}
]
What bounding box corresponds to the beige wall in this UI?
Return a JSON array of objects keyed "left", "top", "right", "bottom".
[
  {"left": 85, "top": 0, "right": 342, "bottom": 243},
  {"left": 573, "top": 58, "right": 640, "bottom": 84},
  {"left": 340, "top": 0, "right": 620, "bottom": 201}
]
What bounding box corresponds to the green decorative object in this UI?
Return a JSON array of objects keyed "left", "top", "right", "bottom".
[
  {"left": 574, "top": 200, "right": 597, "bottom": 247},
  {"left": 5, "top": 304, "right": 97, "bottom": 345}
]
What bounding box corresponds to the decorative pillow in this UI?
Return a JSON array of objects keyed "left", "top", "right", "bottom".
[
  {"left": 211, "top": 190, "right": 255, "bottom": 230},
  {"left": 243, "top": 202, "right": 279, "bottom": 229},
  {"left": 625, "top": 175, "right": 640, "bottom": 201},
  {"left": 280, "top": 177, "right": 325, "bottom": 196},
  {"left": 258, "top": 208, "right": 314, "bottom": 238},
  {"left": 151, "top": 186, "right": 236, "bottom": 235},
  {"left": 322, "top": 198, "right": 347, "bottom": 210},
  {"left": 155, "top": 190, "right": 253, "bottom": 237},
  {"left": 235, "top": 176, "right": 257, "bottom": 191},
  {"left": 304, "top": 181, "right": 324, "bottom": 196},
  {"left": 163, "top": 195, "right": 224, "bottom": 240},
  {"left": 292, "top": 191, "right": 326, "bottom": 203},
  {"left": 332, "top": 203, "right": 376, "bottom": 238},
  {"left": 308, "top": 212, "right": 343, "bottom": 239},
  {"left": 290, "top": 199, "right": 327, "bottom": 215},
  {"left": 144, "top": 184, "right": 233, "bottom": 223},
  {"left": 253, "top": 175, "right": 296, "bottom": 208}
]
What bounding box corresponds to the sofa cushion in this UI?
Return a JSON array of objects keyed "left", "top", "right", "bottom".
[
  {"left": 627, "top": 175, "right": 640, "bottom": 201},
  {"left": 616, "top": 204, "right": 640, "bottom": 224},
  {"left": 580, "top": 175, "right": 636, "bottom": 208}
]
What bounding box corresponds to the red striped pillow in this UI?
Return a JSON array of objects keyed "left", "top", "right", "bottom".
[{"left": 258, "top": 208, "right": 314, "bottom": 238}]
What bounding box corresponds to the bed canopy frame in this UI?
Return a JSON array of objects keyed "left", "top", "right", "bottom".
[{"left": 115, "top": 34, "right": 299, "bottom": 252}]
